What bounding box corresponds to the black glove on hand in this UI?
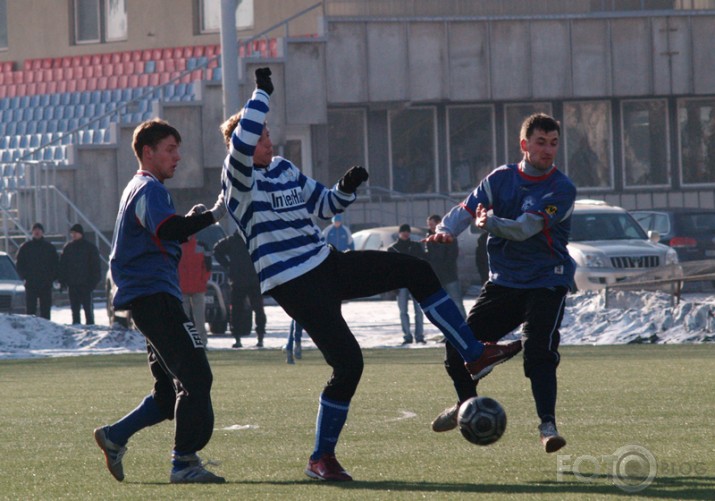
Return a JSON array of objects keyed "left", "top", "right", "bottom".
[
  {"left": 338, "top": 166, "right": 369, "bottom": 194},
  {"left": 255, "top": 67, "right": 273, "bottom": 95}
]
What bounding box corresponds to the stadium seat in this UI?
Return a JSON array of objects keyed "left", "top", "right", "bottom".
[{"left": 144, "top": 60, "right": 156, "bottom": 73}]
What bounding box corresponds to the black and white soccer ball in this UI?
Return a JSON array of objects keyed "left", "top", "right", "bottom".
[{"left": 457, "top": 396, "right": 507, "bottom": 446}]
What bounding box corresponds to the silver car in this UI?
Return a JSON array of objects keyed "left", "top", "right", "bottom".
[
  {"left": 351, "top": 224, "right": 482, "bottom": 292},
  {"left": 0, "top": 251, "right": 26, "bottom": 314},
  {"left": 568, "top": 200, "right": 679, "bottom": 291}
]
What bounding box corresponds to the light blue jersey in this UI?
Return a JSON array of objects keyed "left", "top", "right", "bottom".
[{"left": 221, "top": 90, "right": 355, "bottom": 293}]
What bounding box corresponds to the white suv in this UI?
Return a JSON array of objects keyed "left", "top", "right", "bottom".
[{"left": 568, "top": 200, "right": 679, "bottom": 291}]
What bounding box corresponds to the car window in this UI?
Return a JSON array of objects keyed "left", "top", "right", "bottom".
[
  {"left": 570, "top": 213, "right": 648, "bottom": 241},
  {"left": 364, "top": 233, "right": 383, "bottom": 250},
  {"left": 632, "top": 212, "right": 671, "bottom": 235},
  {"left": 677, "top": 213, "right": 715, "bottom": 234},
  {"left": 0, "top": 255, "right": 20, "bottom": 280}
]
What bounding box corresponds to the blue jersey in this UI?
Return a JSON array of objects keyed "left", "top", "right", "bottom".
[
  {"left": 441, "top": 163, "right": 576, "bottom": 289},
  {"left": 110, "top": 171, "right": 182, "bottom": 308},
  {"left": 222, "top": 89, "right": 355, "bottom": 293},
  {"left": 322, "top": 225, "right": 354, "bottom": 251}
]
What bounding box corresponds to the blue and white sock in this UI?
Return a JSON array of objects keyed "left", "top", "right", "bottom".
[
  {"left": 311, "top": 394, "right": 350, "bottom": 460},
  {"left": 420, "top": 289, "right": 484, "bottom": 362},
  {"left": 106, "top": 394, "right": 164, "bottom": 446}
]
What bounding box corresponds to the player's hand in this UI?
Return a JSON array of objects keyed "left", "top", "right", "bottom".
[
  {"left": 210, "top": 192, "right": 227, "bottom": 222},
  {"left": 186, "top": 203, "right": 207, "bottom": 217},
  {"left": 423, "top": 232, "right": 454, "bottom": 244},
  {"left": 255, "top": 67, "right": 273, "bottom": 95},
  {"left": 476, "top": 203, "right": 488, "bottom": 229},
  {"left": 338, "top": 166, "right": 369, "bottom": 194}
]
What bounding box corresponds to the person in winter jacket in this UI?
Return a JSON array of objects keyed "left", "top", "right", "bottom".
[
  {"left": 58, "top": 223, "right": 101, "bottom": 324},
  {"left": 322, "top": 214, "right": 354, "bottom": 251},
  {"left": 213, "top": 231, "right": 266, "bottom": 348},
  {"left": 387, "top": 224, "right": 427, "bottom": 344},
  {"left": 16, "top": 222, "right": 59, "bottom": 319},
  {"left": 178, "top": 232, "right": 212, "bottom": 346}
]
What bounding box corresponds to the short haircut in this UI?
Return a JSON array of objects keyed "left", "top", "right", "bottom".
[
  {"left": 520, "top": 113, "right": 561, "bottom": 142},
  {"left": 428, "top": 214, "right": 442, "bottom": 223},
  {"left": 132, "top": 119, "right": 181, "bottom": 161},
  {"left": 220, "top": 112, "right": 242, "bottom": 147}
]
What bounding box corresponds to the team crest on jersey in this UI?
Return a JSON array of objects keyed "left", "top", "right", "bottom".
[{"left": 545, "top": 205, "right": 558, "bottom": 216}]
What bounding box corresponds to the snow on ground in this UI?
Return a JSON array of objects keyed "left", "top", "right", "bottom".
[{"left": 1, "top": 290, "right": 714, "bottom": 360}]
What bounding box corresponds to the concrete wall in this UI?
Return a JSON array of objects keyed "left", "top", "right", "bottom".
[{"left": 324, "top": 14, "right": 715, "bottom": 104}]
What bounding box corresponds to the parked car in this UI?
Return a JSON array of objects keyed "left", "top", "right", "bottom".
[
  {"left": 630, "top": 208, "right": 715, "bottom": 262},
  {"left": 568, "top": 200, "right": 680, "bottom": 291},
  {"left": 0, "top": 251, "right": 26, "bottom": 314},
  {"left": 351, "top": 224, "right": 482, "bottom": 293},
  {"left": 106, "top": 223, "right": 231, "bottom": 333}
]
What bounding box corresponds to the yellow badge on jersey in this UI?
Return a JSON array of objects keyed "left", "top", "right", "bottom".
[{"left": 545, "top": 205, "right": 558, "bottom": 216}]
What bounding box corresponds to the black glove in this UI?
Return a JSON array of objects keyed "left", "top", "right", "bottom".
[
  {"left": 338, "top": 166, "right": 369, "bottom": 194},
  {"left": 255, "top": 67, "right": 273, "bottom": 95}
]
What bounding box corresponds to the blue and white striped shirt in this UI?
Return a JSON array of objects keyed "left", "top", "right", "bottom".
[{"left": 221, "top": 89, "right": 355, "bottom": 292}]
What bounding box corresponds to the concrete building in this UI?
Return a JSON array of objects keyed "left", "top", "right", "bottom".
[{"left": 2, "top": 0, "right": 715, "bottom": 248}]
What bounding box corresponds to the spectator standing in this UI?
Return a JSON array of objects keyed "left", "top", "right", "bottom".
[
  {"left": 322, "top": 214, "right": 354, "bottom": 251},
  {"left": 387, "top": 224, "right": 426, "bottom": 344},
  {"left": 16, "top": 222, "right": 59, "bottom": 319},
  {"left": 178, "top": 231, "right": 212, "bottom": 347},
  {"left": 284, "top": 318, "right": 303, "bottom": 364},
  {"left": 58, "top": 223, "right": 101, "bottom": 325},
  {"left": 425, "top": 214, "right": 466, "bottom": 319},
  {"left": 214, "top": 231, "right": 267, "bottom": 348}
]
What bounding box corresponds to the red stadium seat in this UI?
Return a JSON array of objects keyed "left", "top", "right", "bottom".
[
  {"left": 117, "top": 74, "right": 129, "bottom": 88},
  {"left": 128, "top": 74, "right": 139, "bottom": 87},
  {"left": 97, "top": 76, "right": 108, "bottom": 89}
]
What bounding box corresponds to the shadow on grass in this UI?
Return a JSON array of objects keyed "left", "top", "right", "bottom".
[{"left": 127, "top": 476, "right": 715, "bottom": 499}]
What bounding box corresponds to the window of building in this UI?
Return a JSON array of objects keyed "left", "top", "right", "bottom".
[
  {"left": 564, "top": 101, "right": 613, "bottom": 189},
  {"left": 200, "top": 0, "right": 254, "bottom": 33},
  {"left": 73, "top": 0, "right": 126, "bottom": 44},
  {"left": 504, "top": 102, "right": 552, "bottom": 163},
  {"left": 389, "top": 107, "right": 437, "bottom": 194},
  {"left": 621, "top": 99, "right": 669, "bottom": 187},
  {"left": 0, "top": 0, "right": 7, "bottom": 50},
  {"left": 105, "top": 0, "right": 127, "bottom": 42},
  {"left": 678, "top": 98, "right": 715, "bottom": 185},
  {"left": 447, "top": 105, "right": 495, "bottom": 194},
  {"left": 327, "top": 109, "right": 367, "bottom": 186}
]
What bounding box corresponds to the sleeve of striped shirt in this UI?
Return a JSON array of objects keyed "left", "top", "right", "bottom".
[{"left": 222, "top": 89, "right": 270, "bottom": 209}]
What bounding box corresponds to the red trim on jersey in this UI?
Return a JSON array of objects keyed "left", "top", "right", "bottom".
[
  {"left": 460, "top": 201, "right": 476, "bottom": 218},
  {"left": 517, "top": 164, "right": 557, "bottom": 182}
]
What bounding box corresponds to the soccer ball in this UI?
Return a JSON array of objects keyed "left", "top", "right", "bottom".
[{"left": 457, "top": 396, "right": 507, "bottom": 446}]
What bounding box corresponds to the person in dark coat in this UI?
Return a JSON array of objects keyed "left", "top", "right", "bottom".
[
  {"left": 58, "top": 223, "right": 101, "bottom": 325},
  {"left": 387, "top": 224, "right": 427, "bottom": 344},
  {"left": 213, "top": 231, "right": 266, "bottom": 348},
  {"left": 425, "top": 214, "right": 466, "bottom": 318},
  {"left": 16, "top": 222, "right": 59, "bottom": 319}
]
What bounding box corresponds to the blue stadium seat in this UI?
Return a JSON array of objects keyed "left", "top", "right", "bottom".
[
  {"left": 8, "top": 136, "right": 19, "bottom": 149},
  {"left": 144, "top": 60, "right": 156, "bottom": 73},
  {"left": 16, "top": 122, "right": 27, "bottom": 135},
  {"left": 211, "top": 66, "right": 222, "bottom": 81},
  {"left": 53, "top": 145, "right": 66, "bottom": 161},
  {"left": 5, "top": 122, "right": 16, "bottom": 135},
  {"left": 26, "top": 121, "right": 38, "bottom": 134},
  {"left": 39, "top": 94, "right": 50, "bottom": 107},
  {"left": 0, "top": 98, "right": 8, "bottom": 111},
  {"left": 30, "top": 95, "right": 40, "bottom": 107},
  {"left": 69, "top": 92, "right": 80, "bottom": 105},
  {"left": 42, "top": 147, "right": 53, "bottom": 161},
  {"left": 29, "top": 134, "right": 41, "bottom": 148},
  {"left": 19, "top": 96, "right": 30, "bottom": 108},
  {"left": 9, "top": 96, "right": 20, "bottom": 109},
  {"left": 1, "top": 151, "right": 11, "bottom": 163},
  {"left": 0, "top": 136, "right": 7, "bottom": 148},
  {"left": 50, "top": 93, "right": 61, "bottom": 106},
  {"left": 46, "top": 121, "right": 58, "bottom": 134},
  {"left": 19, "top": 135, "right": 29, "bottom": 148},
  {"left": 90, "top": 91, "right": 102, "bottom": 105},
  {"left": 79, "top": 92, "right": 91, "bottom": 105},
  {"left": 33, "top": 107, "right": 43, "bottom": 121}
]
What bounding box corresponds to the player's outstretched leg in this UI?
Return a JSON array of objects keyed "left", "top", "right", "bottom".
[{"left": 420, "top": 289, "right": 522, "bottom": 380}]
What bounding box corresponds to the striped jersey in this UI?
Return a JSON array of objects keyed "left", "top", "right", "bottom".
[
  {"left": 221, "top": 89, "right": 355, "bottom": 293},
  {"left": 440, "top": 162, "right": 576, "bottom": 289}
]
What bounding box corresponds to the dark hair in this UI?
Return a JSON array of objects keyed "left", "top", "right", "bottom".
[
  {"left": 428, "top": 214, "right": 442, "bottom": 223},
  {"left": 520, "top": 113, "right": 561, "bottom": 142},
  {"left": 132, "top": 119, "right": 181, "bottom": 161}
]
